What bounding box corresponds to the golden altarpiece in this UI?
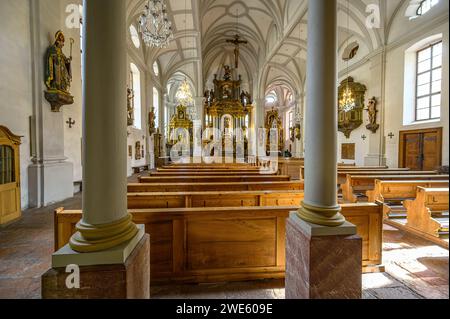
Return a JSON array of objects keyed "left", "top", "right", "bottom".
[
  {"left": 203, "top": 66, "right": 253, "bottom": 157},
  {"left": 166, "top": 105, "right": 194, "bottom": 154},
  {"left": 264, "top": 108, "right": 284, "bottom": 153}
]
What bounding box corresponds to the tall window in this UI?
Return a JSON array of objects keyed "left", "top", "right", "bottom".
[
  {"left": 153, "top": 88, "right": 159, "bottom": 129},
  {"left": 130, "top": 63, "right": 142, "bottom": 129},
  {"left": 415, "top": 41, "right": 442, "bottom": 121}
]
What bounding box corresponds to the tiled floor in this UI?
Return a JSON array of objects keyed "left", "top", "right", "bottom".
[{"left": 0, "top": 187, "right": 448, "bottom": 299}]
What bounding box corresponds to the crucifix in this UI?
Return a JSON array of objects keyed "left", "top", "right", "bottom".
[
  {"left": 66, "top": 118, "right": 76, "bottom": 128},
  {"left": 226, "top": 34, "right": 248, "bottom": 69},
  {"left": 388, "top": 132, "right": 395, "bottom": 139}
]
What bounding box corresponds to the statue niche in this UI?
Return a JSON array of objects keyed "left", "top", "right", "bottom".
[
  {"left": 338, "top": 77, "right": 366, "bottom": 139},
  {"left": 44, "top": 30, "right": 74, "bottom": 112}
]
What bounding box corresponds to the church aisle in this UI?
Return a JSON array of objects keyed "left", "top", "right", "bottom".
[{"left": 0, "top": 182, "right": 447, "bottom": 299}]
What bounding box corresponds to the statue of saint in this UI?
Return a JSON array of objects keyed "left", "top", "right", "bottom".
[
  {"left": 223, "top": 65, "right": 232, "bottom": 81},
  {"left": 148, "top": 107, "right": 156, "bottom": 135},
  {"left": 367, "top": 97, "right": 377, "bottom": 125},
  {"left": 127, "top": 88, "right": 134, "bottom": 126},
  {"left": 45, "top": 31, "right": 72, "bottom": 94}
]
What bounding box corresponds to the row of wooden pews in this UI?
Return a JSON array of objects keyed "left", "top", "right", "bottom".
[
  {"left": 54, "top": 163, "right": 384, "bottom": 284},
  {"left": 336, "top": 165, "right": 449, "bottom": 248}
]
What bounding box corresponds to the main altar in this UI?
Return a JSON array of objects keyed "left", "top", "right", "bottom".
[{"left": 203, "top": 65, "right": 253, "bottom": 157}]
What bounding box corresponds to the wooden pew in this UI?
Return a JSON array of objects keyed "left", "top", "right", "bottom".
[
  {"left": 384, "top": 187, "right": 449, "bottom": 249},
  {"left": 150, "top": 171, "right": 268, "bottom": 176},
  {"left": 300, "top": 166, "right": 398, "bottom": 181},
  {"left": 341, "top": 174, "right": 447, "bottom": 203},
  {"left": 336, "top": 169, "right": 415, "bottom": 185},
  {"left": 128, "top": 181, "right": 304, "bottom": 193},
  {"left": 162, "top": 164, "right": 254, "bottom": 170},
  {"left": 404, "top": 187, "right": 449, "bottom": 238},
  {"left": 367, "top": 180, "right": 449, "bottom": 220},
  {"left": 128, "top": 190, "right": 304, "bottom": 209},
  {"left": 139, "top": 175, "right": 291, "bottom": 183},
  {"left": 157, "top": 167, "right": 261, "bottom": 172},
  {"left": 54, "top": 203, "right": 383, "bottom": 283},
  {"left": 367, "top": 180, "right": 449, "bottom": 203}
]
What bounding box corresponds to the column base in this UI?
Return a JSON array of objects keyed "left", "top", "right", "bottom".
[
  {"left": 297, "top": 201, "right": 346, "bottom": 227},
  {"left": 285, "top": 213, "right": 362, "bottom": 299},
  {"left": 42, "top": 232, "right": 150, "bottom": 299},
  {"left": 364, "top": 154, "right": 387, "bottom": 166}
]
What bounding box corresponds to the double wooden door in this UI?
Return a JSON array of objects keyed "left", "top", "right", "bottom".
[
  {"left": 399, "top": 128, "right": 442, "bottom": 171},
  {"left": 0, "top": 126, "right": 22, "bottom": 225}
]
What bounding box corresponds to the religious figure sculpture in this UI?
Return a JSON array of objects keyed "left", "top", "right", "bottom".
[
  {"left": 226, "top": 34, "right": 248, "bottom": 68},
  {"left": 135, "top": 141, "right": 142, "bottom": 160},
  {"left": 223, "top": 65, "right": 232, "bottom": 81},
  {"left": 148, "top": 107, "right": 156, "bottom": 135},
  {"left": 365, "top": 96, "right": 380, "bottom": 133},
  {"left": 44, "top": 30, "right": 74, "bottom": 112},
  {"left": 127, "top": 88, "right": 135, "bottom": 126}
]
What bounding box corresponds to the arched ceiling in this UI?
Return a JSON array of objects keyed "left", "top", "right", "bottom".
[{"left": 125, "top": 0, "right": 447, "bottom": 101}]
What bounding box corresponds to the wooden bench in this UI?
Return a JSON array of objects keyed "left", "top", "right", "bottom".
[
  {"left": 128, "top": 181, "right": 304, "bottom": 193},
  {"left": 54, "top": 203, "right": 384, "bottom": 283},
  {"left": 150, "top": 171, "right": 268, "bottom": 176},
  {"left": 300, "top": 166, "right": 396, "bottom": 181},
  {"left": 341, "top": 174, "right": 447, "bottom": 203},
  {"left": 336, "top": 169, "right": 414, "bottom": 185},
  {"left": 139, "top": 175, "right": 291, "bottom": 183},
  {"left": 384, "top": 187, "right": 449, "bottom": 248},
  {"left": 367, "top": 180, "right": 449, "bottom": 219},
  {"left": 128, "top": 190, "right": 304, "bottom": 209},
  {"left": 404, "top": 187, "right": 449, "bottom": 238}
]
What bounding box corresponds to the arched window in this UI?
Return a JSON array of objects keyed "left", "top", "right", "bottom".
[
  {"left": 130, "top": 63, "right": 142, "bottom": 130},
  {"left": 153, "top": 88, "right": 159, "bottom": 129},
  {"left": 153, "top": 61, "right": 159, "bottom": 77},
  {"left": 129, "top": 25, "right": 140, "bottom": 48}
]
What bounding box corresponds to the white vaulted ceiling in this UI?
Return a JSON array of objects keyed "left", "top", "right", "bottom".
[{"left": 126, "top": 0, "right": 443, "bottom": 100}]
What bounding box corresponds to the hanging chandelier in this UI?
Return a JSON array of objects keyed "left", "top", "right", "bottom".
[
  {"left": 339, "top": 86, "right": 356, "bottom": 113},
  {"left": 176, "top": 80, "right": 193, "bottom": 107},
  {"left": 138, "top": 0, "right": 173, "bottom": 48}
]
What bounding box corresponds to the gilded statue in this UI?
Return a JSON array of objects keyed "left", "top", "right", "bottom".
[
  {"left": 365, "top": 96, "right": 379, "bottom": 133},
  {"left": 148, "top": 107, "right": 156, "bottom": 135},
  {"left": 44, "top": 30, "right": 74, "bottom": 112},
  {"left": 127, "top": 88, "right": 134, "bottom": 126}
]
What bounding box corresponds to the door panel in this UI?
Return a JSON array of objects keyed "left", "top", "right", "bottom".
[
  {"left": 404, "top": 133, "right": 422, "bottom": 170},
  {"left": 422, "top": 132, "right": 440, "bottom": 171}
]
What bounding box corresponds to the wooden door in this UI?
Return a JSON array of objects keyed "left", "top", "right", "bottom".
[
  {"left": 0, "top": 126, "right": 22, "bottom": 225},
  {"left": 399, "top": 128, "right": 442, "bottom": 171}
]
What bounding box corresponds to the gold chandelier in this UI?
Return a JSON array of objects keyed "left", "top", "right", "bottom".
[
  {"left": 176, "top": 80, "right": 193, "bottom": 107},
  {"left": 339, "top": 86, "right": 356, "bottom": 113}
]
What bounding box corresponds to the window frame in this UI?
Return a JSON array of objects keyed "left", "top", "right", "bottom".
[{"left": 415, "top": 40, "right": 442, "bottom": 122}]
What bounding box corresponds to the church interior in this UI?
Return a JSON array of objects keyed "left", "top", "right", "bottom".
[{"left": 0, "top": 0, "right": 449, "bottom": 300}]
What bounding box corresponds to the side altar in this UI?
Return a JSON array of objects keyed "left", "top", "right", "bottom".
[{"left": 203, "top": 66, "right": 253, "bottom": 158}]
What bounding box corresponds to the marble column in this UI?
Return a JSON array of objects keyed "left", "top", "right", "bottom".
[
  {"left": 286, "top": 0, "right": 361, "bottom": 299},
  {"left": 66, "top": 0, "right": 141, "bottom": 253}
]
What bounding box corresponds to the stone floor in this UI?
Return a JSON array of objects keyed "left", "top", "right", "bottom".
[{"left": 0, "top": 187, "right": 448, "bottom": 299}]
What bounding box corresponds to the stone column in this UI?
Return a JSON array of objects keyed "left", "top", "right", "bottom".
[
  {"left": 285, "top": 0, "right": 361, "bottom": 299},
  {"left": 68, "top": 0, "right": 140, "bottom": 253}
]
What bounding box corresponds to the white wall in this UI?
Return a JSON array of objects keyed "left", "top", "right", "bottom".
[
  {"left": 385, "top": 21, "right": 449, "bottom": 167},
  {"left": 0, "top": 0, "right": 33, "bottom": 208}
]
